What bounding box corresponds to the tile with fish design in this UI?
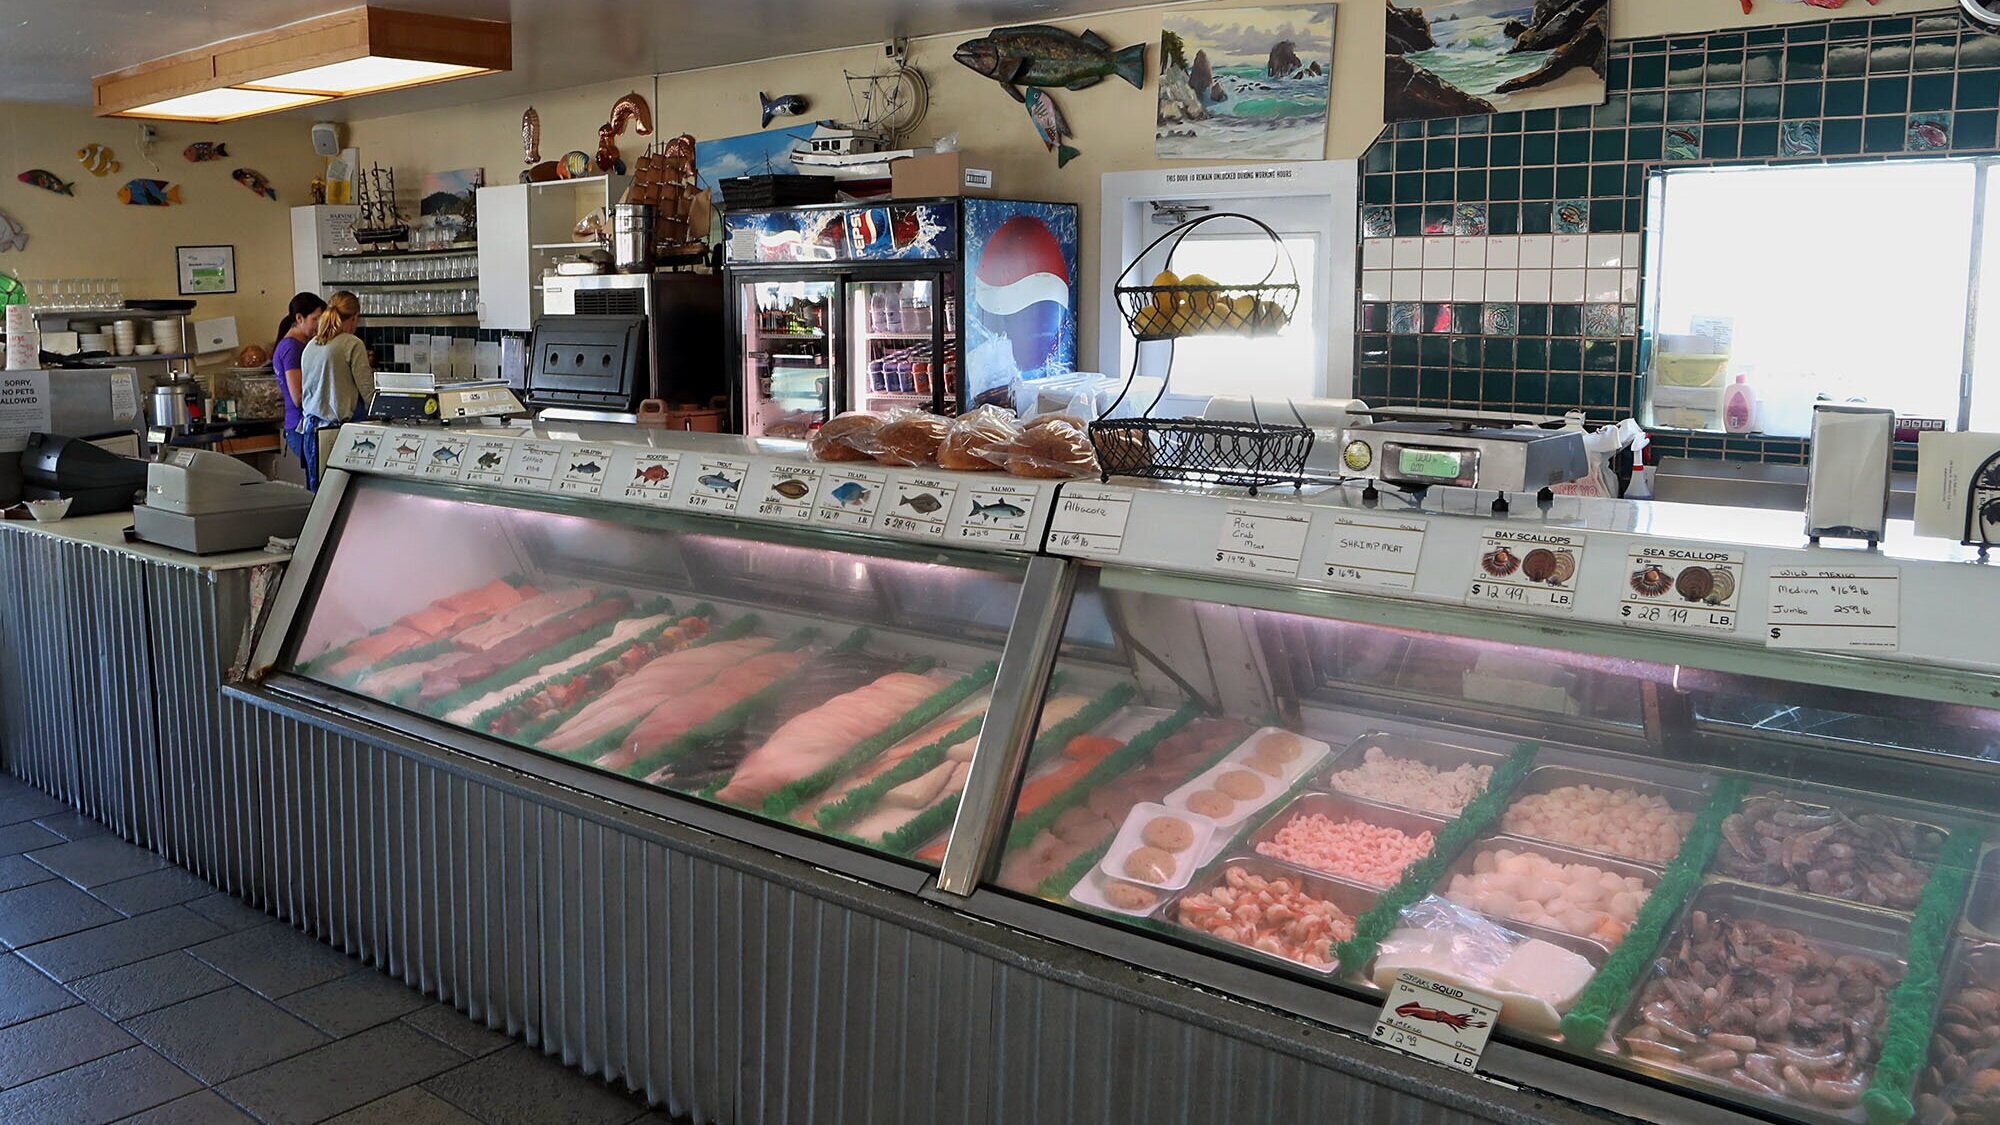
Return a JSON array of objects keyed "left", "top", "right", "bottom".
[
  {"left": 1390, "top": 302, "right": 1420, "bottom": 336},
  {"left": 1779, "top": 120, "right": 1822, "bottom": 157},
  {"left": 1363, "top": 206, "right": 1394, "bottom": 238},
  {"left": 1584, "top": 303, "right": 1622, "bottom": 339},
  {"left": 1552, "top": 199, "right": 1589, "bottom": 234},
  {"left": 1481, "top": 302, "right": 1518, "bottom": 337},
  {"left": 1907, "top": 111, "right": 1952, "bottom": 151},
  {"left": 1454, "top": 202, "right": 1489, "bottom": 237},
  {"left": 1664, "top": 125, "right": 1702, "bottom": 161}
]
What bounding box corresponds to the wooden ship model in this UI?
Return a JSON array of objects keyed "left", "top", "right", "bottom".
[
  {"left": 627, "top": 134, "right": 710, "bottom": 262},
  {"left": 354, "top": 164, "right": 409, "bottom": 248}
]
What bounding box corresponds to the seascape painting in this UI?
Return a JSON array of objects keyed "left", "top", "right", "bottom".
[
  {"left": 1157, "top": 6, "right": 1334, "bottom": 162},
  {"left": 694, "top": 126, "right": 814, "bottom": 206},
  {"left": 417, "top": 168, "right": 481, "bottom": 245},
  {"left": 1385, "top": 0, "right": 1607, "bottom": 123}
]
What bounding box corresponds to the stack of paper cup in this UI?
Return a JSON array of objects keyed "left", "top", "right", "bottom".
[
  {"left": 5, "top": 304, "right": 38, "bottom": 370},
  {"left": 150, "top": 319, "right": 179, "bottom": 351},
  {"left": 111, "top": 319, "right": 137, "bottom": 355}
]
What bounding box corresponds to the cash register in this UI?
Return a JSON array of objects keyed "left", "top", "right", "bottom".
[
  {"left": 19, "top": 432, "right": 149, "bottom": 515},
  {"left": 132, "top": 447, "right": 313, "bottom": 554}
]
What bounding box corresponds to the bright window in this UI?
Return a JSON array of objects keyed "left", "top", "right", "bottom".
[{"left": 1154, "top": 231, "right": 1321, "bottom": 401}]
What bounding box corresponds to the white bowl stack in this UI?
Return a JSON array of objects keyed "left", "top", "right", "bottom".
[
  {"left": 111, "top": 319, "right": 137, "bottom": 355},
  {"left": 150, "top": 319, "right": 180, "bottom": 353}
]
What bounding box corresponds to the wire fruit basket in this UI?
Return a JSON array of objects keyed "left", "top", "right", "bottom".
[{"left": 1112, "top": 212, "right": 1300, "bottom": 342}]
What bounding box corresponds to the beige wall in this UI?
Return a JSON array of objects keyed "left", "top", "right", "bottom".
[
  {"left": 345, "top": 0, "right": 1953, "bottom": 362},
  {"left": 0, "top": 102, "right": 324, "bottom": 352}
]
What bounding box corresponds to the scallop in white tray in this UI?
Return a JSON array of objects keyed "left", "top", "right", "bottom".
[
  {"left": 1162, "top": 727, "right": 1333, "bottom": 830},
  {"left": 1068, "top": 866, "right": 1172, "bottom": 918},
  {"left": 1097, "top": 802, "right": 1219, "bottom": 891}
]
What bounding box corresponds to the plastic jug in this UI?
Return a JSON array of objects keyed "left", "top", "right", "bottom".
[{"left": 1723, "top": 375, "right": 1757, "bottom": 434}]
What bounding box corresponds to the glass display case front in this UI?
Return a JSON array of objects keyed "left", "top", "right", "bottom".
[
  {"left": 739, "top": 277, "right": 833, "bottom": 438},
  {"left": 284, "top": 475, "right": 1034, "bottom": 869},
  {"left": 985, "top": 565, "right": 2000, "bottom": 1125}
]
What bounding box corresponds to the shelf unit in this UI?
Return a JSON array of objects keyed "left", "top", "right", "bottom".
[
  {"left": 293, "top": 205, "right": 481, "bottom": 321},
  {"left": 477, "top": 174, "right": 630, "bottom": 331}
]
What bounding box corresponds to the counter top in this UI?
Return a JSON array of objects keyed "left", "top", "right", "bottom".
[{"left": 0, "top": 511, "right": 291, "bottom": 572}]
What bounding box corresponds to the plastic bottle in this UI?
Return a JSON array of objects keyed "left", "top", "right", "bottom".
[{"left": 1722, "top": 375, "right": 1757, "bottom": 434}]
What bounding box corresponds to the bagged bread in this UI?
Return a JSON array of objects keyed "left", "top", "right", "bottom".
[
  {"left": 938, "top": 405, "right": 1022, "bottom": 471},
  {"left": 809, "top": 411, "right": 887, "bottom": 462},
  {"left": 996, "top": 416, "right": 1100, "bottom": 479},
  {"left": 869, "top": 409, "right": 950, "bottom": 467}
]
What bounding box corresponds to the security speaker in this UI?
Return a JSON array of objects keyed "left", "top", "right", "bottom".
[{"left": 311, "top": 122, "right": 341, "bottom": 157}]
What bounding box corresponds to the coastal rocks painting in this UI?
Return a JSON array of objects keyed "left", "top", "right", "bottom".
[
  {"left": 1383, "top": 0, "right": 1606, "bottom": 124},
  {"left": 1157, "top": 5, "right": 1334, "bottom": 161}
]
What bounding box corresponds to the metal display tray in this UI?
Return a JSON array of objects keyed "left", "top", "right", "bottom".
[
  {"left": 1156, "top": 854, "right": 1380, "bottom": 975},
  {"left": 1495, "top": 764, "right": 1710, "bottom": 867},
  {"left": 1960, "top": 845, "right": 2000, "bottom": 939},
  {"left": 1709, "top": 791, "right": 1950, "bottom": 917},
  {"left": 1434, "top": 832, "right": 1665, "bottom": 960},
  {"left": 1311, "top": 731, "right": 1508, "bottom": 816},
  {"left": 1913, "top": 937, "right": 2000, "bottom": 1121}
]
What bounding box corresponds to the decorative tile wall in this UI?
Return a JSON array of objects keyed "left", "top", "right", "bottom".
[
  {"left": 358, "top": 325, "right": 522, "bottom": 373},
  {"left": 1354, "top": 10, "right": 2000, "bottom": 464}
]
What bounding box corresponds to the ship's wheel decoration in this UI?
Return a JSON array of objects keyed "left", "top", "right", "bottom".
[{"left": 1962, "top": 449, "right": 2000, "bottom": 555}]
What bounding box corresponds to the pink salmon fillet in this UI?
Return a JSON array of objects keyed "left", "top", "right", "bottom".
[
  {"left": 715, "top": 671, "right": 944, "bottom": 805},
  {"left": 538, "top": 636, "right": 774, "bottom": 753},
  {"left": 596, "top": 648, "right": 810, "bottom": 771},
  {"left": 450, "top": 587, "right": 596, "bottom": 652}
]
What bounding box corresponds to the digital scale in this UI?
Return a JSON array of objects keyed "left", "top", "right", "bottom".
[
  {"left": 367, "top": 374, "right": 526, "bottom": 424},
  {"left": 1339, "top": 407, "right": 1590, "bottom": 508}
]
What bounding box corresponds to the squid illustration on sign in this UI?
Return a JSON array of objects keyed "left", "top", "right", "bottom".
[{"left": 595, "top": 91, "right": 655, "bottom": 174}]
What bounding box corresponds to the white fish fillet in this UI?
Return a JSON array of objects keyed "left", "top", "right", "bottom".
[
  {"left": 442, "top": 613, "right": 674, "bottom": 726},
  {"left": 715, "top": 672, "right": 945, "bottom": 805},
  {"left": 539, "top": 636, "right": 775, "bottom": 752}
]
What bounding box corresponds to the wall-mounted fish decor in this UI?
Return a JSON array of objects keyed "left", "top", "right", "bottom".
[
  {"left": 118, "top": 178, "right": 181, "bottom": 206},
  {"left": 232, "top": 168, "right": 277, "bottom": 200},
  {"left": 953, "top": 25, "right": 1146, "bottom": 102},
  {"left": 17, "top": 170, "right": 73, "bottom": 195},
  {"left": 759, "top": 92, "right": 809, "bottom": 128},
  {"left": 182, "top": 141, "right": 228, "bottom": 162},
  {"left": 595, "top": 90, "right": 655, "bottom": 173},
  {"left": 1024, "top": 88, "right": 1080, "bottom": 167},
  {"left": 0, "top": 211, "right": 26, "bottom": 252},
  {"left": 522, "top": 106, "right": 541, "bottom": 166},
  {"left": 77, "top": 143, "right": 119, "bottom": 176}
]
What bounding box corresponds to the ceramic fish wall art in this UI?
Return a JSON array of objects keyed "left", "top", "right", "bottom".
[
  {"left": 77, "top": 143, "right": 119, "bottom": 176},
  {"left": 522, "top": 106, "right": 541, "bottom": 165},
  {"left": 759, "top": 91, "right": 809, "bottom": 128},
  {"left": 118, "top": 179, "right": 181, "bottom": 206},
  {"left": 1024, "top": 88, "right": 1080, "bottom": 167},
  {"left": 0, "top": 211, "right": 26, "bottom": 252},
  {"left": 232, "top": 168, "right": 277, "bottom": 200},
  {"left": 182, "top": 141, "right": 228, "bottom": 162},
  {"left": 954, "top": 25, "right": 1147, "bottom": 101},
  {"left": 17, "top": 170, "right": 73, "bottom": 195}
]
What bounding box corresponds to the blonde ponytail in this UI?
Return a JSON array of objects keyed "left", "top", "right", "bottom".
[{"left": 314, "top": 291, "right": 360, "bottom": 345}]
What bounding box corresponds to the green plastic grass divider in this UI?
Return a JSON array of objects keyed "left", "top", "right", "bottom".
[
  {"left": 809, "top": 712, "right": 988, "bottom": 831},
  {"left": 1863, "top": 826, "right": 1984, "bottom": 1125},
  {"left": 872, "top": 679, "right": 1122, "bottom": 853},
  {"left": 466, "top": 603, "right": 688, "bottom": 733},
  {"left": 765, "top": 658, "right": 990, "bottom": 821},
  {"left": 520, "top": 612, "right": 760, "bottom": 752},
  {"left": 602, "top": 626, "right": 840, "bottom": 775},
  {"left": 1030, "top": 702, "right": 1210, "bottom": 900},
  {"left": 398, "top": 592, "right": 629, "bottom": 717},
  {"left": 1334, "top": 742, "right": 1541, "bottom": 973},
  {"left": 1558, "top": 774, "right": 1747, "bottom": 1046}
]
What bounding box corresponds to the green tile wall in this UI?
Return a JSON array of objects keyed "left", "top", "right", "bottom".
[{"left": 1355, "top": 10, "right": 2000, "bottom": 466}]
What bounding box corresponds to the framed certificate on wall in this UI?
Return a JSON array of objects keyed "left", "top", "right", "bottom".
[{"left": 176, "top": 244, "right": 236, "bottom": 295}]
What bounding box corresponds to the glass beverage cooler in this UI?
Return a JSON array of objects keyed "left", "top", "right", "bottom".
[{"left": 723, "top": 198, "right": 1079, "bottom": 435}]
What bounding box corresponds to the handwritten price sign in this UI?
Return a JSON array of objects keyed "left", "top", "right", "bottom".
[{"left": 1766, "top": 567, "right": 1901, "bottom": 651}]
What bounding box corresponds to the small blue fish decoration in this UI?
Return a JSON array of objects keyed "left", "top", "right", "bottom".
[
  {"left": 118, "top": 178, "right": 181, "bottom": 206},
  {"left": 830, "top": 481, "right": 871, "bottom": 507},
  {"left": 183, "top": 142, "right": 228, "bottom": 162},
  {"left": 758, "top": 91, "right": 809, "bottom": 129},
  {"left": 699, "top": 472, "right": 740, "bottom": 493},
  {"left": 1023, "top": 88, "right": 1079, "bottom": 169},
  {"left": 969, "top": 498, "right": 1026, "bottom": 522}
]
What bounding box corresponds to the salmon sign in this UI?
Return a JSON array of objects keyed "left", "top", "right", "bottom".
[{"left": 1372, "top": 972, "right": 1500, "bottom": 1074}]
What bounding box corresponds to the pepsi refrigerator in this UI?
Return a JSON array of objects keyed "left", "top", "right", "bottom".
[{"left": 722, "top": 197, "right": 1079, "bottom": 437}]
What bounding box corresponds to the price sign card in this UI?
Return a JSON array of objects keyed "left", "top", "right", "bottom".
[
  {"left": 614, "top": 450, "right": 681, "bottom": 504},
  {"left": 955, "top": 481, "right": 1039, "bottom": 546},
  {"left": 1466, "top": 528, "right": 1584, "bottom": 614},
  {"left": 1046, "top": 487, "right": 1133, "bottom": 557},
  {"left": 877, "top": 474, "right": 959, "bottom": 540},
  {"left": 752, "top": 463, "right": 822, "bottom": 521},
  {"left": 1319, "top": 515, "right": 1427, "bottom": 591},
  {"left": 682, "top": 458, "right": 749, "bottom": 513},
  {"left": 815, "top": 467, "right": 887, "bottom": 529},
  {"left": 503, "top": 441, "right": 565, "bottom": 491},
  {"left": 555, "top": 444, "right": 614, "bottom": 496},
  {"left": 461, "top": 438, "right": 515, "bottom": 485},
  {"left": 1371, "top": 972, "right": 1500, "bottom": 1075},
  {"left": 1620, "top": 545, "right": 1743, "bottom": 634},
  {"left": 1767, "top": 567, "right": 1901, "bottom": 651},
  {"left": 418, "top": 435, "right": 468, "bottom": 480},
  {"left": 1215, "top": 506, "right": 1312, "bottom": 579},
  {"left": 377, "top": 430, "right": 430, "bottom": 475},
  {"left": 331, "top": 427, "right": 385, "bottom": 471}
]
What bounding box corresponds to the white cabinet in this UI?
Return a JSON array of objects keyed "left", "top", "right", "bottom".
[
  {"left": 289, "top": 206, "right": 361, "bottom": 295},
  {"left": 474, "top": 175, "right": 629, "bottom": 332}
]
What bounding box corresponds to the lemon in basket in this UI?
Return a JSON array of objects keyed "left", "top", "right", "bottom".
[
  {"left": 1133, "top": 304, "right": 1171, "bottom": 337},
  {"left": 1181, "top": 273, "right": 1217, "bottom": 316},
  {"left": 1151, "top": 270, "right": 1180, "bottom": 315},
  {"left": 1228, "top": 294, "right": 1257, "bottom": 330}
]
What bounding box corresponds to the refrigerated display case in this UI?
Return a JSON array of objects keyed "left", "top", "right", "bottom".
[
  {"left": 737, "top": 276, "right": 834, "bottom": 439},
  {"left": 723, "top": 198, "right": 1078, "bottom": 433}
]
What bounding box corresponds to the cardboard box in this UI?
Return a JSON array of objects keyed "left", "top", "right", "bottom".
[{"left": 891, "top": 152, "right": 995, "bottom": 199}]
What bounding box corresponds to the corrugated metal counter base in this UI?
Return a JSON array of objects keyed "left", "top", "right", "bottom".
[{"left": 216, "top": 687, "right": 1622, "bottom": 1125}]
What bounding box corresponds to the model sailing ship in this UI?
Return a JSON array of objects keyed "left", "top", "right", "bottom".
[
  {"left": 790, "top": 54, "right": 932, "bottom": 181},
  {"left": 354, "top": 164, "right": 410, "bottom": 248}
]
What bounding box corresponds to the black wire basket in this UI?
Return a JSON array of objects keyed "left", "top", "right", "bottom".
[
  {"left": 1090, "top": 411, "right": 1316, "bottom": 492},
  {"left": 1112, "top": 212, "right": 1300, "bottom": 342}
]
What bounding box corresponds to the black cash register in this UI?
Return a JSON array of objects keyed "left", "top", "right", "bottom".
[{"left": 20, "top": 433, "right": 149, "bottom": 515}]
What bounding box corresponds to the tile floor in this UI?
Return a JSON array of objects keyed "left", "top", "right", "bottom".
[{"left": 0, "top": 773, "right": 679, "bottom": 1125}]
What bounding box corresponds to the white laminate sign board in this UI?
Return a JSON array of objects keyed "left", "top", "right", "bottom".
[
  {"left": 1046, "top": 487, "right": 1134, "bottom": 557},
  {"left": 954, "top": 480, "right": 1040, "bottom": 547},
  {"left": 0, "top": 371, "right": 50, "bottom": 454},
  {"left": 1215, "top": 506, "right": 1313, "bottom": 580},
  {"left": 377, "top": 430, "right": 430, "bottom": 476},
  {"left": 330, "top": 426, "right": 385, "bottom": 470},
  {"left": 752, "top": 463, "right": 823, "bottom": 522},
  {"left": 682, "top": 457, "right": 748, "bottom": 514},
  {"left": 1466, "top": 528, "right": 1583, "bottom": 614},
  {"left": 815, "top": 466, "right": 887, "bottom": 529},
  {"left": 1372, "top": 973, "right": 1500, "bottom": 1075},
  {"left": 877, "top": 473, "right": 958, "bottom": 540},
  {"left": 503, "top": 441, "right": 565, "bottom": 491},
  {"left": 1766, "top": 566, "right": 1901, "bottom": 651},
  {"left": 418, "top": 434, "right": 469, "bottom": 480},
  {"left": 461, "top": 437, "right": 515, "bottom": 485},
  {"left": 1318, "top": 514, "right": 1427, "bottom": 591},
  {"left": 607, "top": 447, "right": 681, "bottom": 506},
  {"left": 556, "top": 444, "right": 614, "bottom": 497},
  {"left": 1619, "top": 544, "right": 1743, "bottom": 635}
]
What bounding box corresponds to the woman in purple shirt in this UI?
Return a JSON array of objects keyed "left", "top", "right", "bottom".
[{"left": 272, "top": 292, "right": 325, "bottom": 469}]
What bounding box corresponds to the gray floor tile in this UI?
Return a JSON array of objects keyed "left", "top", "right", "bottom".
[
  {"left": 424, "top": 1044, "right": 648, "bottom": 1125},
  {"left": 0, "top": 854, "right": 53, "bottom": 892},
  {"left": 110, "top": 1089, "right": 255, "bottom": 1123},
  {"left": 67, "top": 951, "right": 233, "bottom": 1021},
  {"left": 277, "top": 968, "right": 430, "bottom": 1038},
  {"left": 17, "top": 905, "right": 224, "bottom": 982},
  {"left": 400, "top": 1003, "right": 514, "bottom": 1058},
  {"left": 188, "top": 922, "right": 358, "bottom": 999},
  {"left": 320, "top": 1087, "right": 482, "bottom": 1125},
  {"left": 180, "top": 893, "right": 272, "bottom": 935},
  {"left": 0, "top": 821, "right": 61, "bottom": 857},
  {"left": 0, "top": 1044, "right": 198, "bottom": 1125},
  {"left": 123, "top": 985, "right": 329, "bottom": 1085},
  {"left": 217, "top": 1022, "right": 463, "bottom": 1125},
  {"left": 0, "top": 953, "right": 75, "bottom": 1030},
  {"left": 0, "top": 1004, "right": 136, "bottom": 1088},
  {"left": 33, "top": 811, "right": 111, "bottom": 841},
  {"left": 27, "top": 835, "right": 170, "bottom": 889},
  {"left": 88, "top": 868, "right": 215, "bottom": 917},
  {"left": 0, "top": 880, "right": 122, "bottom": 948},
  {"left": 0, "top": 790, "right": 67, "bottom": 828}
]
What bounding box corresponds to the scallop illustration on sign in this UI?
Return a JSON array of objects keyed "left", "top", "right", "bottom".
[
  {"left": 1479, "top": 546, "right": 1519, "bottom": 577},
  {"left": 1630, "top": 564, "right": 1671, "bottom": 597},
  {"left": 1674, "top": 565, "right": 1714, "bottom": 603},
  {"left": 1703, "top": 567, "right": 1735, "bottom": 607}
]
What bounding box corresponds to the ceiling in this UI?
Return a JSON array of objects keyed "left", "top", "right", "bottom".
[{"left": 7, "top": 0, "right": 1143, "bottom": 119}]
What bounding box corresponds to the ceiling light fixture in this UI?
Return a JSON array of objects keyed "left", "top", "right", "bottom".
[{"left": 94, "top": 6, "right": 510, "bottom": 122}]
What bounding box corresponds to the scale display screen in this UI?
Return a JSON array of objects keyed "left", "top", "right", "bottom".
[{"left": 1395, "top": 446, "right": 1472, "bottom": 482}]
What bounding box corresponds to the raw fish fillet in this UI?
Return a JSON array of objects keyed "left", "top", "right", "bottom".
[
  {"left": 418, "top": 595, "right": 632, "bottom": 703},
  {"left": 714, "top": 672, "right": 946, "bottom": 805},
  {"left": 801, "top": 695, "right": 1086, "bottom": 824},
  {"left": 597, "top": 648, "right": 810, "bottom": 771},
  {"left": 485, "top": 617, "right": 708, "bottom": 738},
  {"left": 643, "top": 652, "right": 895, "bottom": 789},
  {"left": 443, "top": 613, "right": 675, "bottom": 726},
  {"left": 538, "top": 636, "right": 776, "bottom": 753},
  {"left": 450, "top": 587, "right": 598, "bottom": 652},
  {"left": 438, "top": 578, "right": 532, "bottom": 616},
  {"left": 326, "top": 626, "right": 426, "bottom": 678}
]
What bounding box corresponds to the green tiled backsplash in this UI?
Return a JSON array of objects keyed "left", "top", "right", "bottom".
[{"left": 1354, "top": 10, "right": 1995, "bottom": 467}]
